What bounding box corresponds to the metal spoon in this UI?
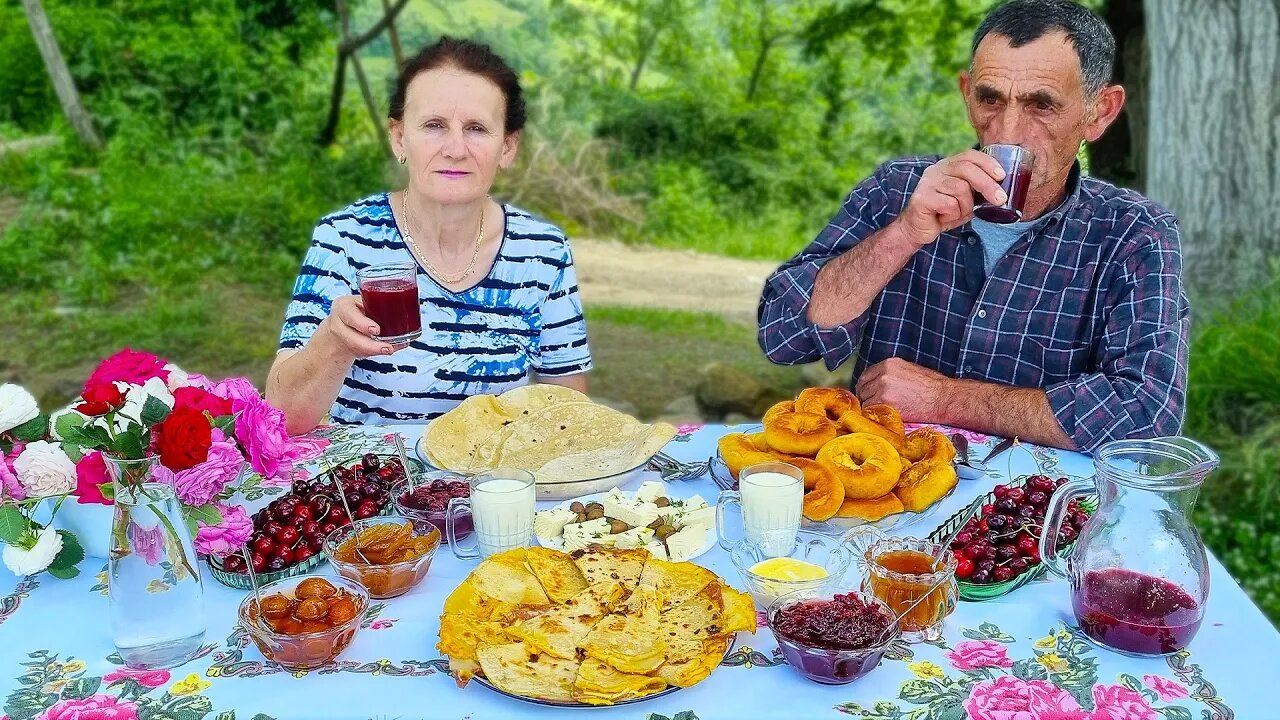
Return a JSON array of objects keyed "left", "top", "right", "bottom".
[
  {"left": 239, "top": 545, "right": 271, "bottom": 632},
  {"left": 324, "top": 456, "right": 371, "bottom": 564},
  {"left": 393, "top": 433, "right": 416, "bottom": 494},
  {"left": 873, "top": 565, "right": 956, "bottom": 647}
]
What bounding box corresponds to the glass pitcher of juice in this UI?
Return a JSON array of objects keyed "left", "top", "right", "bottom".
[{"left": 1040, "top": 437, "right": 1218, "bottom": 656}]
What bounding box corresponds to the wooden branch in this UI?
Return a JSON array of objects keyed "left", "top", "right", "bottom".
[
  {"left": 317, "top": 52, "right": 348, "bottom": 146},
  {"left": 349, "top": 50, "right": 394, "bottom": 160},
  {"left": 318, "top": 0, "right": 409, "bottom": 148},
  {"left": 20, "top": 0, "right": 102, "bottom": 150},
  {"left": 339, "top": 0, "right": 411, "bottom": 54},
  {"left": 381, "top": 0, "right": 405, "bottom": 67}
]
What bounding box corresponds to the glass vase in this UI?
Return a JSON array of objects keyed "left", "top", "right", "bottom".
[{"left": 104, "top": 455, "right": 205, "bottom": 669}]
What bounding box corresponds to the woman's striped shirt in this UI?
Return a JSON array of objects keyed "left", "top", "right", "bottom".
[{"left": 278, "top": 192, "right": 592, "bottom": 425}]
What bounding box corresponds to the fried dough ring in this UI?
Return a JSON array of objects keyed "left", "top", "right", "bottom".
[
  {"left": 901, "top": 428, "right": 958, "bottom": 465},
  {"left": 763, "top": 411, "right": 838, "bottom": 457},
  {"left": 794, "top": 387, "right": 860, "bottom": 423},
  {"left": 838, "top": 411, "right": 906, "bottom": 454},
  {"left": 786, "top": 457, "right": 833, "bottom": 491},
  {"left": 761, "top": 401, "right": 795, "bottom": 428},
  {"left": 862, "top": 404, "right": 905, "bottom": 436},
  {"left": 744, "top": 431, "right": 772, "bottom": 452},
  {"left": 801, "top": 473, "right": 845, "bottom": 522},
  {"left": 896, "top": 459, "right": 959, "bottom": 512},
  {"left": 717, "top": 433, "right": 777, "bottom": 478},
  {"left": 815, "top": 433, "right": 903, "bottom": 499},
  {"left": 836, "top": 494, "right": 905, "bottom": 521}
]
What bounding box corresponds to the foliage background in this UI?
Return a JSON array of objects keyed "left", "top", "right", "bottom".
[{"left": 1, "top": 0, "right": 1276, "bottom": 626}]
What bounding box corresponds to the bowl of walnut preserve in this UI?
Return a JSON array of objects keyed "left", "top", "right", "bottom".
[
  {"left": 768, "top": 586, "right": 901, "bottom": 685},
  {"left": 238, "top": 576, "right": 368, "bottom": 671},
  {"left": 324, "top": 517, "right": 441, "bottom": 599}
]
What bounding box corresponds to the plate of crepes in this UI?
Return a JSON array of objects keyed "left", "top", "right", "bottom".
[
  {"left": 534, "top": 482, "right": 716, "bottom": 562},
  {"left": 437, "top": 546, "right": 756, "bottom": 706},
  {"left": 419, "top": 385, "right": 677, "bottom": 500},
  {"left": 711, "top": 387, "right": 959, "bottom": 530}
]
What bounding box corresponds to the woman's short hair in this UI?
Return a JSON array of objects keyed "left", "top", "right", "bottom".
[{"left": 388, "top": 36, "right": 526, "bottom": 133}]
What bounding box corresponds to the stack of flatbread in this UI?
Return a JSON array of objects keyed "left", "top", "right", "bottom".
[
  {"left": 438, "top": 546, "right": 756, "bottom": 705},
  {"left": 421, "top": 386, "right": 677, "bottom": 483}
]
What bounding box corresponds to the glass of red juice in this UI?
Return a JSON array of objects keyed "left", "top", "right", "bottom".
[
  {"left": 357, "top": 263, "right": 421, "bottom": 347},
  {"left": 973, "top": 144, "right": 1035, "bottom": 223}
]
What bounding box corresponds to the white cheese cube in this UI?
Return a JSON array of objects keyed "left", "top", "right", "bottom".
[
  {"left": 655, "top": 505, "right": 683, "bottom": 524},
  {"left": 633, "top": 481, "right": 667, "bottom": 504},
  {"left": 534, "top": 508, "right": 578, "bottom": 543},
  {"left": 665, "top": 526, "right": 704, "bottom": 563},
  {"left": 680, "top": 505, "right": 716, "bottom": 532},
  {"left": 604, "top": 496, "right": 660, "bottom": 529},
  {"left": 682, "top": 494, "right": 708, "bottom": 510},
  {"left": 643, "top": 541, "right": 668, "bottom": 561},
  {"left": 613, "top": 527, "right": 655, "bottom": 549}
]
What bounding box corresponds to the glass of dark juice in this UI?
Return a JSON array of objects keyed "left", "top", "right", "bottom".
[
  {"left": 357, "top": 263, "right": 421, "bottom": 347},
  {"left": 973, "top": 144, "right": 1035, "bottom": 223}
]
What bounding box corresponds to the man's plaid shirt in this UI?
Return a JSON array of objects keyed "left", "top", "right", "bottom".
[{"left": 758, "top": 157, "right": 1189, "bottom": 452}]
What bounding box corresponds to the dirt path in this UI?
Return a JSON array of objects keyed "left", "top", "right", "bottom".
[{"left": 572, "top": 238, "right": 778, "bottom": 324}]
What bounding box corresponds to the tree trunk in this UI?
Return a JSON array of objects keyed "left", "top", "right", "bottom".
[
  {"left": 381, "top": 0, "right": 405, "bottom": 67},
  {"left": 20, "top": 0, "right": 102, "bottom": 150},
  {"left": 1145, "top": 0, "right": 1279, "bottom": 291},
  {"left": 1090, "top": 0, "right": 1146, "bottom": 190},
  {"left": 745, "top": 35, "right": 779, "bottom": 102}
]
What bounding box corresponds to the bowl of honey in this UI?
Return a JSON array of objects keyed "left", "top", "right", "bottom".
[
  {"left": 861, "top": 536, "right": 958, "bottom": 643},
  {"left": 237, "top": 575, "right": 367, "bottom": 671},
  {"left": 323, "top": 516, "right": 440, "bottom": 599}
]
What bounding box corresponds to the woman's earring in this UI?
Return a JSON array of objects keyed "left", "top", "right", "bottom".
[{"left": 398, "top": 156, "right": 406, "bottom": 165}]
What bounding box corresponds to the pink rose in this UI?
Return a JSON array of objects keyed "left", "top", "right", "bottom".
[
  {"left": 234, "top": 399, "right": 302, "bottom": 484},
  {"left": 74, "top": 451, "right": 111, "bottom": 505},
  {"left": 36, "top": 694, "right": 139, "bottom": 720},
  {"left": 209, "top": 377, "right": 263, "bottom": 411},
  {"left": 127, "top": 522, "right": 166, "bottom": 566},
  {"left": 1, "top": 449, "right": 25, "bottom": 501},
  {"left": 369, "top": 619, "right": 395, "bottom": 630},
  {"left": 193, "top": 503, "right": 253, "bottom": 558},
  {"left": 676, "top": 423, "right": 703, "bottom": 436},
  {"left": 84, "top": 349, "right": 169, "bottom": 392},
  {"left": 946, "top": 640, "right": 1015, "bottom": 671},
  {"left": 103, "top": 667, "right": 170, "bottom": 688},
  {"left": 173, "top": 430, "right": 245, "bottom": 506},
  {"left": 1141, "top": 675, "right": 1189, "bottom": 703},
  {"left": 183, "top": 372, "right": 213, "bottom": 390},
  {"left": 965, "top": 676, "right": 1089, "bottom": 720},
  {"left": 1091, "top": 684, "right": 1157, "bottom": 720}
]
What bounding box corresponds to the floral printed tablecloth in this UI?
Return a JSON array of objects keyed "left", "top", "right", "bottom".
[{"left": 0, "top": 424, "right": 1273, "bottom": 720}]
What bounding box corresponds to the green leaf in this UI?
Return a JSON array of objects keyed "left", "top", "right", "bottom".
[
  {"left": 977, "top": 622, "right": 1015, "bottom": 643},
  {"left": 1011, "top": 658, "right": 1049, "bottom": 681},
  {"left": 929, "top": 699, "right": 967, "bottom": 720},
  {"left": 10, "top": 414, "right": 49, "bottom": 442},
  {"left": 47, "top": 565, "right": 79, "bottom": 579},
  {"left": 899, "top": 679, "right": 940, "bottom": 705},
  {"left": 3, "top": 687, "right": 52, "bottom": 720},
  {"left": 0, "top": 505, "right": 30, "bottom": 543},
  {"left": 211, "top": 415, "right": 237, "bottom": 436},
  {"left": 184, "top": 504, "right": 223, "bottom": 527},
  {"left": 61, "top": 677, "right": 102, "bottom": 700},
  {"left": 55, "top": 412, "right": 87, "bottom": 440},
  {"left": 50, "top": 531, "right": 85, "bottom": 570},
  {"left": 166, "top": 694, "right": 214, "bottom": 720},
  {"left": 671, "top": 713, "right": 700, "bottom": 720},
  {"left": 214, "top": 712, "right": 236, "bottom": 720},
  {"left": 115, "top": 428, "right": 147, "bottom": 460},
  {"left": 1158, "top": 707, "right": 1195, "bottom": 720},
  {"left": 141, "top": 396, "right": 172, "bottom": 426},
  {"left": 248, "top": 715, "right": 276, "bottom": 720},
  {"left": 64, "top": 424, "right": 112, "bottom": 451}
]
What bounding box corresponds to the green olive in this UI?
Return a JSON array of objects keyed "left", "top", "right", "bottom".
[
  {"left": 569, "top": 501, "right": 585, "bottom": 514},
  {"left": 655, "top": 525, "right": 676, "bottom": 541},
  {"left": 609, "top": 519, "right": 630, "bottom": 533},
  {"left": 647, "top": 518, "right": 665, "bottom": 530},
  {"left": 586, "top": 507, "right": 605, "bottom": 521}
]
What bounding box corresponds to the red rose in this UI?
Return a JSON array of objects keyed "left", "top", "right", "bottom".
[
  {"left": 154, "top": 407, "right": 212, "bottom": 472},
  {"left": 76, "top": 382, "right": 127, "bottom": 416},
  {"left": 172, "top": 386, "right": 233, "bottom": 418},
  {"left": 84, "top": 348, "right": 169, "bottom": 392}
]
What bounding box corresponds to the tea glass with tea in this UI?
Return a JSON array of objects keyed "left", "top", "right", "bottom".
[
  {"left": 972, "top": 144, "right": 1035, "bottom": 224},
  {"left": 862, "top": 536, "right": 958, "bottom": 643},
  {"left": 357, "top": 263, "right": 422, "bottom": 347}
]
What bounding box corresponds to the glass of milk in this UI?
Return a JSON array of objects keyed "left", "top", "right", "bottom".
[
  {"left": 716, "top": 462, "right": 803, "bottom": 557},
  {"left": 447, "top": 468, "right": 536, "bottom": 560}
]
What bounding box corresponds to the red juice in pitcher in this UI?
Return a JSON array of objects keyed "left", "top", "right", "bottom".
[{"left": 1072, "top": 568, "right": 1203, "bottom": 655}]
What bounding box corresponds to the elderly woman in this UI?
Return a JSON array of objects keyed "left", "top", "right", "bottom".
[{"left": 267, "top": 37, "right": 591, "bottom": 433}]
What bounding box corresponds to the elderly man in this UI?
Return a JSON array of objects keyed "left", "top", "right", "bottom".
[{"left": 758, "top": 0, "right": 1187, "bottom": 452}]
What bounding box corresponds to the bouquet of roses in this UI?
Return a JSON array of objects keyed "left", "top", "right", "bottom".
[{"left": 0, "top": 348, "right": 326, "bottom": 578}]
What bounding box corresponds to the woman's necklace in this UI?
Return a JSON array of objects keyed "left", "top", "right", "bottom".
[{"left": 400, "top": 190, "right": 484, "bottom": 284}]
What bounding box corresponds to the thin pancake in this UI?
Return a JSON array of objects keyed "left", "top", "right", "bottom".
[
  {"left": 525, "top": 546, "right": 590, "bottom": 604},
  {"left": 582, "top": 586, "right": 667, "bottom": 674},
  {"left": 635, "top": 558, "right": 718, "bottom": 611},
  {"left": 572, "top": 546, "right": 649, "bottom": 590},
  {"left": 572, "top": 658, "right": 668, "bottom": 705},
  {"left": 467, "top": 548, "right": 551, "bottom": 606},
  {"left": 476, "top": 642, "right": 580, "bottom": 703},
  {"left": 508, "top": 581, "right": 626, "bottom": 660}
]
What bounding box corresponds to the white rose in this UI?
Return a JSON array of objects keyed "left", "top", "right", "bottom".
[
  {"left": 164, "top": 363, "right": 192, "bottom": 391},
  {"left": 2, "top": 526, "right": 63, "bottom": 576},
  {"left": 0, "top": 383, "right": 39, "bottom": 434},
  {"left": 13, "top": 440, "right": 77, "bottom": 498},
  {"left": 104, "top": 377, "right": 175, "bottom": 432}
]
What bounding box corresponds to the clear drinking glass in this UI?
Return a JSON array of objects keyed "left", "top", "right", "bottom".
[
  {"left": 715, "top": 461, "right": 803, "bottom": 557},
  {"left": 862, "top": 536, "right": 958, "bottom": 643},
  {"left": 1041, "top": 437, "right": 1218, "bottom": 656},
  {"left": 446, "top": 469, "right": 535, "bottom": 560},
  {"left": 357, "top": 263, "right": 422, "bottom": 346},
  {"left": 105, "top": 456, "right": 206, "bottom": 669},
  {"left": 972, "top": 144, "right": 1035, "bottom": 223}
]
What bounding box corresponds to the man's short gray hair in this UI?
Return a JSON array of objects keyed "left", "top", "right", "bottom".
[{"left": 971, "top": 0, "right": 1116, "bottom": 96}]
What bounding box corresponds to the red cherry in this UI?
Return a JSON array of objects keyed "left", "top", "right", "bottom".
[
  {"left": 276, "top": 526, "right": 300, "bottom": 546},
  {"left": 301, "top": 521, "right": 321, "bottom": 537},
  {"left": 262, "top": 521, "right": 284, "bottom": 538},
  {"left": 222, "top": 555, "right": 246, "bottom": 573},
  {"left": 321, "top": 522, "right": 338, "bottom": 535},
  {"left": 253, "top": 537, "right": 275, "bottom": 555},
  {"left": 251, "top": 552, "right": 267, "bottom": 573},
  {"left": 272, "top": 546, "right": 293, "bottom": 563},
  {"left": 355, "top": 500, "right": 379, "bottom": 519},
  {"left": 307, "top": 536, "right": 324, "bottom": 553},
  {"left": 293, "top": 546, "right": 315, "bottom": 563},
  {"left": 326, "top": 507, "right": 348, "bottom": 524},
  {"left": 292, "top": 505, "right": 314, "bottom": 523},
  {"left": 1016, "top": 536, "right": 1038, "bottom": 556},
  {"left": 993, "top": 566, "right": 1015, "bottom": 583},
  {"left": 955, "top": 557, "right": 975, "bottom": 579}
]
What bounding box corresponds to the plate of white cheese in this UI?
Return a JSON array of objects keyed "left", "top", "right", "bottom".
[{"left": 533, "top": 481, "right": 716, "bottom": 562}]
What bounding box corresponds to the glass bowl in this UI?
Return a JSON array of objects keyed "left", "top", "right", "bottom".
[
  {"left": 730, "top": 529, "right": 859, "bottom": 610},
  {"left": 861, "top": 536, "right": 958, "bottom": 643},
  {"left": 237, "top": 574, "right": 367, "bottom": 671},
  {"left": 768, "top": 586, "right": 901, "bottom": 685},
  {"left": 391, "top": 473, "right": 472, "bottom": 542},
  {"left": 415, "top": 440, "right": 653, "bottom": 501},
  {"left": 323, "top": 516, "right": 441, "bottom": 599}
]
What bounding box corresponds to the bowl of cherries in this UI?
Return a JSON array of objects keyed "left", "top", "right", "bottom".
[
  {"left": 391, "top": 472, "right": 472, "bottom": 543},
  {"left": 208, "top": 454, "right": 415, "bottom": 589},
  {"left": 928, "top": 474, "right": 1096, "bottom": 601}
]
